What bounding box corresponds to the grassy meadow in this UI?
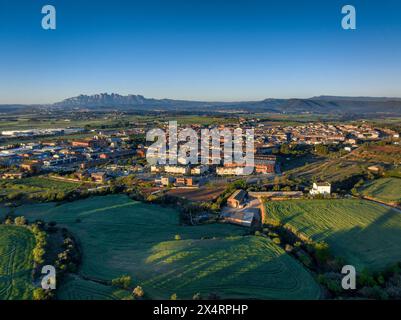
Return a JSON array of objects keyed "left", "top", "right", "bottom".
[
  {"left": 0, "top": 225, "right": 35, "bottom": 300},
  {"left": 0, "top": 176, "right": 82, "bottom": 200},
  {"left": 359, "top": 178, "right": 401, "bottom": 204},
  {"left": 264, "top": 199, "right": 401, "bottom": 270},
  {"left": 3, "top": 195, "right": 321, "bottom": 300}
]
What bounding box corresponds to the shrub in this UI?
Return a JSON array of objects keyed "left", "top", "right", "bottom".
[
  {"left": 317, "top": 273, "right": 343, "bottom": 294},
  {"left": 170, "top": 293, "right": 178, "bottom": 300},
  {"left": 358, "top": 269, "right": 377, "bottom": 287},
  {"left": 32, "top": 288, "right": 48, "bottom": 300},
  {"left": 313, "top": 241, "right": 331, "bottom": 264},
  {"left": 33, "top": 247, "right": 45, "bottom": 264},
  {"left": 285, "top": 244, "right": 294, "bottom": 252},
  {"left": 192, "top": 292, "right": 202, "bottom": 300},
  {"left": 14, "top": 216, "right": 27, "bottom": 226},
  {"left": 297, "top": 252, "right": 313, "bottom": 267},
  {"left": 272, "top": 237, "right": 281, "bottom": 245},
  {"left": 112, "top": 275, "right": 132, "bottom": 289},
  {"left": 133, "top": 286, "right": 144, "bottom": 298},
  {"left": 294, "top": 241, "right": 302, "bottom": 248},
  {"left": 174, "top": 234, "right": 181, "bottom": 241}
]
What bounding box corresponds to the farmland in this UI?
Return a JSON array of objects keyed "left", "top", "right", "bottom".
[
  {"left": 0, "top": 176, "right": 84, "bottom": 201},
  {"left": 347, "top": 144, "right": 401, "bottom": 165},
  {"left": 12, "top": 176, "right": 82, "bottom": 192},
  {"left": 0, "top": 225, "right": 35, "bottom": 300},
  {"left": 57, "top": 275, "right": 132, "bottom": 300},
  {"left": 359, "top": 178, "right": 401, "bottom": 204},
  {"left": 5, "top": 194, "right": 321, "bottom": 300},
  {"left": 264, "top": 199, "right": 401, "bottom": 270},
  {"left": 285, "top": 158, "right": 367, "bottom": 188},
  {"left": 166, "top": 186, "right": 226, "bottom": 202}
]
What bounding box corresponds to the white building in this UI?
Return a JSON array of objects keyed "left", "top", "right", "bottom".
[
  {"left": 191, "top": 165, "right": 209, "bottom": 175},
  {"left": 310, "top": 182, "right": 331, "bottom": 195},
  {"left": 164, "top": 165, "right": 190, "bottom": 175},
  {"left": 150, "top": 165, "right": 164, "bottom": 173},
  {"left": 216, "top": 166, "right": 248, "bottom": 176}
]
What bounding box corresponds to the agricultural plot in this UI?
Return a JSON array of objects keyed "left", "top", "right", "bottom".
[
  {"left": 166, "top": 186, "right": 226, "bottom": 202},
  {"left": 12, "top": 176, "right": 81, "bottom": 193},
  {"left": 0, "top": 176, "right": 82, "bottom": 200},
  {"left": 286, "top": 159, "right": 366, "bottom": 186},
  {"left": 348, "top": 145, "right": 401, "bottom": 165},
  {"left": 264, "top": 199, "right": 401, "bottom": 270},
  {"left": 0, "top": 225, "right": 35, "bottom": 300},
  {"left": 57, "top": 275, "right": 131, "bottom": 300},
  {"left": 359, "top": 178, "right": 401, "bottom": 204},
  {"left": 7, "top": 195, "right": 321, "bottom": 300}
]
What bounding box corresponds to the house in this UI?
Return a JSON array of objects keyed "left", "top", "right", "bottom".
[
  {"left": 136, "top": 148, "right": 146, "bottom": 158},
  {"left": 164, "top": 165, "right": 190, "bottom": 175},
  {"left": 310, "top": 182, "right": 331, "bottom": 195},
  {"left": 72, "top": 139, "right": 108, "bottom": 148},
  {"left": 175, "top": 177, "right": 195, "bottom": 186},
  {"left": 216, "top": 166, "right": 250, "bottom": 176},
  {"left": 20, "top": 160, "right": 41, "bottom": 173},
  {"left": 160, "top": 176, "right": 174, "bottom": 186},
  {"left": 91, "top": 172, "right": 107, "bottom": 183},
  {"left": 227, "top": 189, "right": 247, "bottom": 208},
  {"left": 254, "top": 162, "right": 275, "bottom": 174},
  {"left": 151, "top": 165, "right": 164, "bottom": 173},
  {"left": 368, "top": 165, "right": 382, "bottom": 173}
]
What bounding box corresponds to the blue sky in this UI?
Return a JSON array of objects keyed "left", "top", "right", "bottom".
[{"left": 0, "top": 0, "right": 400, "bottom": 104}]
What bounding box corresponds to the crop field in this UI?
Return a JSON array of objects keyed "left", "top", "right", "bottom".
[
  {"left": 359, "top": 178, "right": 401, "bottom": 204},
  {"left": 286, "top": 159, "right": 367, "bottom": 186},
  {"left": 12, "top": 176, "right": 81, "bottom": 191},
  {"left": 57, "top": 275, "right": 131, "bottom": 300},
  {"left": 0, "top": 225, "right": 35, "bottom": 300},
  {"left": 348, "top": 145, "right": 401, "bottom": 165},
  {"left": 264, "top": 199, "right": 401, "bottom": 270},
  {"left": 5, "top": 195, "right": 321, "bottom": 300},
  {"left": 166, "top": 186, "right": 226, "bottom": 202},
  {"left": 0, "top": 176, "right": 82, "bottom": 199}
]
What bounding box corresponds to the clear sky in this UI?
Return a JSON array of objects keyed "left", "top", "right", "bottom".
[{"left": 0, "top": 0, "right": 400, "bottom": 104}]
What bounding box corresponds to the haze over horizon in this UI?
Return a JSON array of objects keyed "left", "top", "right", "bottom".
[{"left": 1, "top": 0, "right": 401, "bottom": 104}]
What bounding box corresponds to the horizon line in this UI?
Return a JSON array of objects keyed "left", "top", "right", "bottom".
[{"left": 2, "top": 93, "right": 401, "bottom": 106}]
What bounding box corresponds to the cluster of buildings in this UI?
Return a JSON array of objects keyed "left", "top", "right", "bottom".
[
  {"left": 0, "top": 127, "right": 84, "bottom": 138},
  {"left": 253, "top": 122, "right": 398, "bottom": 147},
  {"left": 0, "top": 132, "right": 140, "bottom": 181}
]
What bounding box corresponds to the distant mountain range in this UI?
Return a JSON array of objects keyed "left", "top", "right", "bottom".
[{"left": 2, "top": 93, "right": 401, "bottom": 115}]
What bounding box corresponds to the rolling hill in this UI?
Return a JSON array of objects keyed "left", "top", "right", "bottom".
[{"left": 2, "top": 94, "right": 401, "bottom": 115}]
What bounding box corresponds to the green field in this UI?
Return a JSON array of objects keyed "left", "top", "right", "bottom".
[
  {"left": 359, "top": 178, "right": 401, "bottom": 204},
  {"left": 57, "top": 275, "right": 132, "bottom": 300},
  {"left": 0, "top": 225, "right": 35, "bottom": 300},
  {"left": 13, "top": 176, "right": 81, "bottom": 191},
  {"left": 286, "top": 159, "right": 367, "bottom": 186},
  {"left": 264, "top": 199, "right": 401, "bottom": 270},
  {"left": 3, "top": 195, "right": 321, "bottom": 300}
]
